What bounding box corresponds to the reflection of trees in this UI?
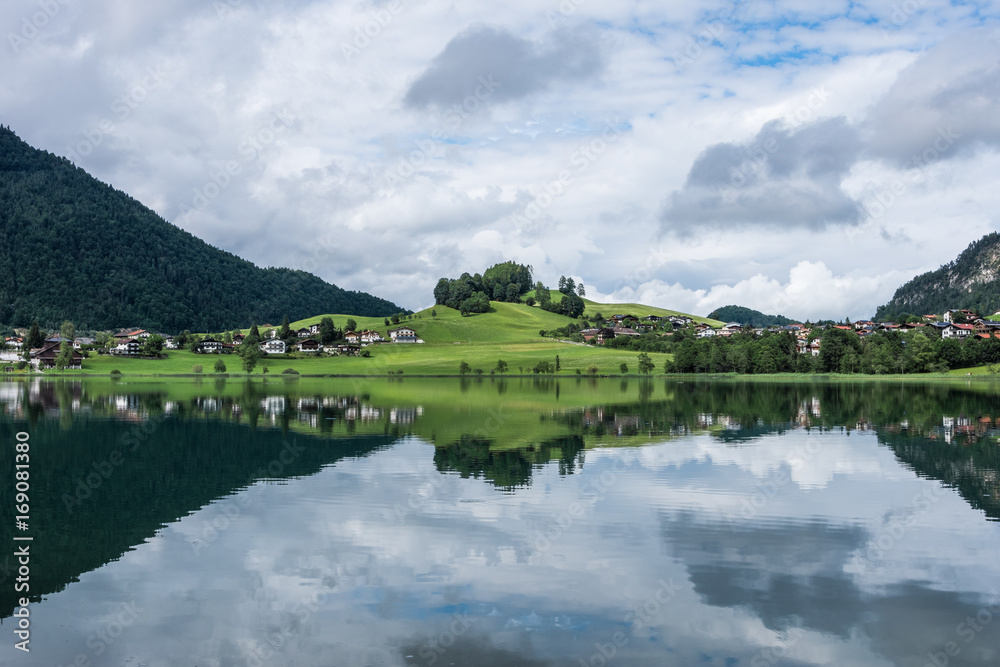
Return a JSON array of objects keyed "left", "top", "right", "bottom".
[{"left": 433, "top": 435, "right": 586, "bottom": 490}]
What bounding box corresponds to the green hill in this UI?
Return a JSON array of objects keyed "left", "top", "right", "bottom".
[
  {"left": 876, "top": 232, "right": 1000, "bottom": 321},
  {"left": 0, "top": 125, "right": 402, "bottom": 332}
]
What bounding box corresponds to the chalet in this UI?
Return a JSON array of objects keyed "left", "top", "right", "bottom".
[
  {"left": 724, "top": 322, "right": 743, "bottom": 331},
  {"left": 233, "top": 333, "right": 246, "bottom": 344},
  {"left": 854, "top": 321, "right": 874, "bottom": 330},
  {"left": 296, "top": 339, "right": 321, "bottom": 354},
  {"left": 388, "top": 327, "right": 422, "bottom": 343},
  {"left": 260, "top": 339, "right": 287, "bottom": 355},
  {"left": 115, "top": 329, "right": 150, "bottom": 340},
  {"left": 113, "top": 338, "right": 142, "bottom": 356},
  {"left": 595, "top": 327, "right": 615, "bottom": 344},
  {"left": 197, "top": 338, "right": 224, "bottom": 354},
  {"left": 643, "top": 315, "right": 662, "bottom": 323},
  {"left": 923, "top": 314, "right": 938, "bottom": 321},
  {"left": 74, "top": 337, "right": 96, "bottom": 349},
  {"left": 944, "top": 309, "right": 978, "bottom": 323},
  {"left": 580, "top": 328, "right": 599, "bottom": 342},
  {"left": 696, "top": 328, "right": 716, "bottom": 338},
  {"left": 310, "top": 324, "right": 321, "bottom": 335},
  {"left": 612, "top": 326, "right": 641, "bottom": 337},
  {"left": 333, "top": 344, "right": 360, "bottom": 356},
  {"left": 610, "top": 314, "right": 638, "bottom": 325},
  {"left": 33, "top": 341, "right": 83, "bottom": 369},
  {"left": 360, "top": 330, "right": 383, "bottom": 344},
  {"left": 694, "top": 323, "right": 710, "bottom": 332},
  {"left": 942, "top": 323, "right": 975, "bottom": 339},
  {"left": 296, "top": 328, "right": 311, "bottom": 338},
  {"left": 668, "top": 316, "right": 693, "bottom": 326},
  {"left": 809, "top": 340, "right": 821, "bottom": 356},
  {"left": 344, "top": 331, "right": 360, "bottom": 343},
  {"left": 268, "top": 329, "right": 279, "bottom": 339},
  {"left": 5, "top": 337, "right": 23, "bottom": 350},
  {"left": 164, "top": 337, "right": 178, "bottom": 349}
]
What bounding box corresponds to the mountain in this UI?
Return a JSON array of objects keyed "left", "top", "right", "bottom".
[
  {"left": 0, "top": 126, "right": 403, "bottom": 332},
  {"left": 706, "top": 305, "right": 794, "bottom": 327},
  {"left": 875, "top": 232, "right": 1000, "bottom": 321}
]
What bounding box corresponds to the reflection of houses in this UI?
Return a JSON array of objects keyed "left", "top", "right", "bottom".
[
  {"left": 345, "top": 405, "right": 381, "bottom": 421},
  {"left": 390, "top": 406, "right": 423, "bottom": 424},
  {"left": 260, "top": 396, "right": 286, "bottom": 415}
]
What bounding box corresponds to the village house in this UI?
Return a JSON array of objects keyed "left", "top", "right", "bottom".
[
  {"left": 360, "top": 330, "right": 383, "bottom": 344},
  {"left": 115, "top": 329, "right": 150, "bottom": 340},
  {"left": 295, "top": 339, "right": 321, "bottom": 354},
  {"left": 310, "top": 324, "right": 321, "bottom": 335},
  {"left": 944, "top": 309, "right": 978, "bottom": 323},
  {"left": 580, "top": 328, "right": 599, "bottom": 342},
  {"left": 33, "top": 340, "right": 83, "bottom": 369},
  {"left": 197, "top": 338, "right": 225, "bottom": 353},
  {"left": 233, "top": 333, "right": 245, "bottom": 344},
  {"left": 113, "top": 338, "right": 143, "bottom": 356},
  {"left": 5, "top": 337, "right": 23, "bottom": 350},
  {"left": 941, "top": 323, "right": 975, "bottom": 339},
  {"left": 595, "top": 327, "right": 615, "bottom": 344},
  {"left": 296, "top": 327, "right": 311, "bottom": 338},
  {"left": 260, "top": 339, "right": 287, "bottom": 355},
  {"left": 388, "top": 327, "right": 422, "bottom": 343},
  {"left": 333, "top": 344, "right": 360, "bottom": 356},
  {"left": 612, "top": 326, "right": 641, "bottom": 337},
  {"left": 344, "top": 331, "right": 360, "bottom": 344}
]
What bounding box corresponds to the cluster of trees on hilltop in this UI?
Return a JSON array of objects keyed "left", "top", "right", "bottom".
[
  {"left": 0, "top": 126, "right": 403, "bottom": 332},
  {"left": 433, "top": 261, "right": 533, "bottom": 314},
  {"left": 707, "top": 305, "right": 793, "bottom": 328},
  {"left": 533, "top": 280, "right": 585, "bottom": 318}
]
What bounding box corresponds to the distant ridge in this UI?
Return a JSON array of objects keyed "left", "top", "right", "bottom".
[
  {"left": 707, "top": 305, "right": 793, "bottom": 328},
  {"left": 875, "top": 232, "right": 1000, "bottom": 321},
  {"left": 0, "top": 126, "right": 403, "bottom": 332}
]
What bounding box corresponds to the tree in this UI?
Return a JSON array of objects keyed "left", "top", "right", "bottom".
[
  {"left": 176, "top": 330, "right": 191, "bottom": 348},
  {"left": 525, "top": 297, "right": 536, "bottom": 307},
  {"left": 384, "top": 318, "right": 391, "bottom": 326},
  {"left": 60, "top": 320, "right": 76, "bottom": 341},
  {"left": 214, "top": 358, "right": 227, "bottom": 373},
  {"left": 346, "top": 318, "right": 358, "bottom": 332},
  {"left": 431, "top": 309, "right": 437, "bottom": 318},
  {"left": 246, "top": 323, "right": 261, "bottom": 346},
  {"left": 192, "top": 364, "right": 203, "bottom": 374},
  {"left": 242, "top": 345, "right": 260, "bottom": 373},
  {"left": 495, "top": 359, "right": 508, "bottom": 374},
  {"left": 620, "top": 362, "right": 629, "bottom": 374},
  {"left": 563, "top": 277, "right": 576, "bottom": 295},
  {"left": 26, "top": 320, "right": 43, "bottom": 350},
  {"left": 142, "top": 334, "right": 165, "bottom": 357},
  {"left": 638, "top": 352, "right": 654, "bottom": 374},
  {"left": 459, "top": 361, "right": 471, "bottom": 375},
  {"left": 577, "top": 283, "right": 586, "bottom": 297},
  {"left": 558, "top": 276, "right": 567, "bottom": 292},
  {"left": 319, "top": 316, "right": 337, "bottom": 344},
  {"left": 505, "top": 283, "right": 520, "bottom": 302},
  {"left": 278, "top": 314, "right": 291, "bottom": 339},
  {"left": 54, "top": 341, "right": 74, "bottom": 369},
  {"left": 588, "top": 365, "right": 599, "bottom": 375},
  {"left": 555, "top": 355, "right": 560, "bottom": 372},
  {"left": 188, "top": 335, "right": 201, "bottom": 352},
  {"left": 392, "top": 313, "right": 400, "bottom": 325}
]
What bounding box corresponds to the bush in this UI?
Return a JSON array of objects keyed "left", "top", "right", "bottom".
[
  {"left": 620, "top": 363, "right": 628, "bottom": 374},
  {"left": 281, "top": 368, "right": 300, "bottom": 374},
  {"left": 214, "top": 359, "right": 227, "bottom": 373},
  {"left": 110, "top": 369, "right": 121, "bottom": 375},
  {"left": 192, "top": 364, "right": 203, "bottom": 374}
]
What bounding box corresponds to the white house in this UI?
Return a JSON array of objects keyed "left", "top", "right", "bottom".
[
  {"left": 360, "top": 330, "right": 383, "bottom": 344},
  {"left": 198, "top": 338, "right": 224, "bottom": 353},
  {"left": 260, "top": 339, "right": 287, "bottom": 354},
  {"left": 942, "top": 323, "right": 975, "bottom": 339},
  {"left": 388, "top": 327, "right": 419, "bottom": 342},
  {"left": 114, "top": 339, "right": 142, "bottom": 356}
]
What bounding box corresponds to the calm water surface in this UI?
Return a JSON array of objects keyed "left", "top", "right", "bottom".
[{"left": 1, "top": 377, "right": 999, "bottom": 666}]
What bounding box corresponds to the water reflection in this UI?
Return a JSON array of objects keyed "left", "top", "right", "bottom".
[{"left": 1, "top": 377, "right": 999, "bottom": 666}]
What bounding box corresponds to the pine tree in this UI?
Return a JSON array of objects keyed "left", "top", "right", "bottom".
[
  {"left": 26, "top": 320, "right": 43, "bottom": 349},
  {"left": 279, "top": 314, "right": 290, "bottom": 339}
]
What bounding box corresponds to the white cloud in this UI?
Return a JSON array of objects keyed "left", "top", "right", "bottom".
[{"left": 1, "top": 0, "right": 999, "bottom": 316}]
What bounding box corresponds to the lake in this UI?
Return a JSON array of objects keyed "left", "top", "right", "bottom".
[{"left": 1, "top": 376, "right": 999, "bottom": 666}]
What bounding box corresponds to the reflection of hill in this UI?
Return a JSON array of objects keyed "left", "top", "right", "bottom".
[
  {"left": 876, "top": 430, "right": 1000, "bottom": 521},
  {"left": 433, "top": 436, "right": 585, "bottom": 491},
  {"left": 0, "top": 416, "right": 394, "bottom": 619}
]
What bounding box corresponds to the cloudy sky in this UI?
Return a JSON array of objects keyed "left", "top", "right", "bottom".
[{"left": 3, "top": 0, "right": 1000, "bottom": 320}]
